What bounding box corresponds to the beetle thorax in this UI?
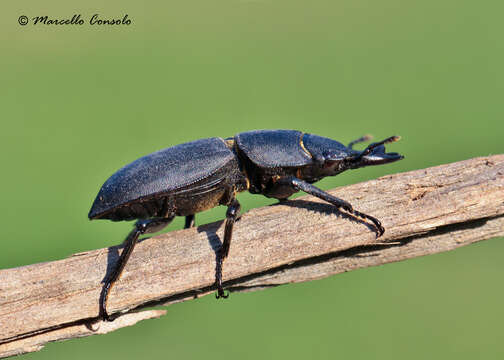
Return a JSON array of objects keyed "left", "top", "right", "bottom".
[{"left": 296, "top": 160, "right": 347, "bottom": 183}]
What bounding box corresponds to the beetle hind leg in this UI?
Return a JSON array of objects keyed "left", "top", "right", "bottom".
[
  {"left": 215, "top": 198, "right": 241, "bottom": 299},
  {"left": 100, "top": 215, "right": 175, "bottom": 322}
]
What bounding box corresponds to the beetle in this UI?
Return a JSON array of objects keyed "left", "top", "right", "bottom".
[{"left": 89, "top": 129, "right": 403, "bottom": 320}]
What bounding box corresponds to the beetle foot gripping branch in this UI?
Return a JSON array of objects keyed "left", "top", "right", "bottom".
[
  {"left": 89, "top": 129, "right": 403, "bottom": 319},
  {"left": 277, "top": 176, "right": 385, "bottom": 237},
  {"left": 351, "top": 210, "right": 385, "bottom": 237},
  {"left": 100, "top": 217, "right": 175, "bottom": 321},
  {"left": 215, "top": 248, "right": 230, "bottom": 299},
  {"left": 215, "top": 198, "right": 240, "bottom": 299}
]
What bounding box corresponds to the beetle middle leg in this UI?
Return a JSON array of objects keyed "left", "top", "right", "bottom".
[
  {"left": 101, "top": 215, "right": 175, "bottom": 321},
  {"left": 276, "top": 176, "right": 385, "bottom": 237},
  {"left": 184, "top": 215, "right": 195, "bottom": 229},
  {"left": 215, "top": 198, "right": 241, "bottom": 299}
]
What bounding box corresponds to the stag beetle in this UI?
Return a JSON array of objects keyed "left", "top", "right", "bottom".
[{"left": 89, "top": 129, "right": 403, "bottom": 320}]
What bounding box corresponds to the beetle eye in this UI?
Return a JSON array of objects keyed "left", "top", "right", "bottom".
[{"left": 323, "top": 158, "right": 340, "bottom": 170}]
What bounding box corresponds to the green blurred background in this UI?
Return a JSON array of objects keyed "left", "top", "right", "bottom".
[{"left": 2, "top": 0, "right": 503, "bottom": 359}]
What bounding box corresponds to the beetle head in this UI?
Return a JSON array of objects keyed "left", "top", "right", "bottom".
[{"left": 301, "top": 134, "right": 403, "bottom": 180}]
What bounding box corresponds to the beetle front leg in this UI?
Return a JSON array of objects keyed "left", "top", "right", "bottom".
[
  {"left": 101, "top": 216, "right": 175, "bottom": 321},
  {"left": 216, "top": 198, "right": 241, "bottom": 299},
  {"left": 276, "top": 176, "right": 385, "bottom": 237}
]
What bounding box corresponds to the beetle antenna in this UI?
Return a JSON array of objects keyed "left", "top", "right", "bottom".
[
  {"left": 348, "top": 134, "right": 373, "bottom": 149},
  {"left": 352, "top": 135, "right": 401, "bottom": 161}
]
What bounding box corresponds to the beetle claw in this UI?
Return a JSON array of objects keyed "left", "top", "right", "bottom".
[
  {"left": 376, "top": 225, "right": 385, "bottom": 238},
  {"left": 215, "top": 289, "right": 229, "bottom": 299},
  {"left": 352, "top": 210, "right": 385, "bottom": 238}
]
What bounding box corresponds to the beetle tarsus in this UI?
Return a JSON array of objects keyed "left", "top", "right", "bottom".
[
  {"left": 352, "top": 210, "right": 385, "bottom": 237},
  {"left": 214, "top": 198, "right": 241, "bottom": 299},
  {"left": 215, "top": 248, "right": 228, "bottom": 299},
  {"left": 100, "top": 282, "right": 113, "bottom": 322},
  {"left": 184, "top": 215, "right": 195, "bottom": 229}
]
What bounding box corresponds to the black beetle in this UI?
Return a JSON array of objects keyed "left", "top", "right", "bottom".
[{"left": 89, "top": 129, "right": 403, "bottom": 320}]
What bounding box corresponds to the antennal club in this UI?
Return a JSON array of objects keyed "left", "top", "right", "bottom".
[{"left": 347, "top": 134, "right": 373, "bottom": 149}]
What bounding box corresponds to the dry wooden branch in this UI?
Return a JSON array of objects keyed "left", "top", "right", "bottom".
[{"left": 1, "top": 155, "right": 503, "bottom": 358}]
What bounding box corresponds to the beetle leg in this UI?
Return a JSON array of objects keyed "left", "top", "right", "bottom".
[
  {"left": 277, "top": 176, "right": 385, "bottom": 237},
  {"left": 101, "top": 216, "right": 175, "bottom": 322},
  {"left": 215, "top": 198, "right": 241, "bottom": 299},
  {"left": 184, "top": 215, "right": 195, "bottom": 229}
]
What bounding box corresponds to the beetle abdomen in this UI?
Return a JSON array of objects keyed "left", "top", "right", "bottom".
[
  {"left": 103, "top": 196, "right": 170, "bottom": 221},
  {"left": 89, "top": 137, "right": 236, "bottom": 220},
  {"left": 93, "top": 160, "right": 243, "bottom": 221}
]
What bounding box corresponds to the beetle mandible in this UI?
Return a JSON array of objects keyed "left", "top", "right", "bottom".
[{"left": 89, "top": 129, "right": 403, "bottom": 320}]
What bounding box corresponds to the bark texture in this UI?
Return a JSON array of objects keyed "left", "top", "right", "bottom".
[{"left": 1, "top": 155, "right": 503, "bottom": 358}]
